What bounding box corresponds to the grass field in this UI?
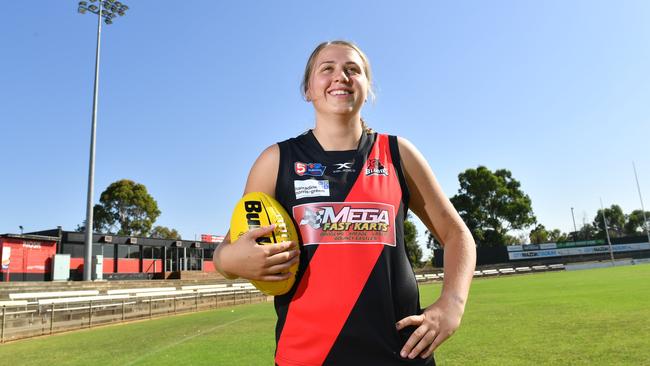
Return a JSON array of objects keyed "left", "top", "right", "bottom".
[{"left": 1, "top": 264, "right": 649, "bottom": 365}]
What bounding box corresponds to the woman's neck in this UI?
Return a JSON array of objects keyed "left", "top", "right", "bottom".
[{"left": 312, "top": 114, "right": 363, "bottom": 151}]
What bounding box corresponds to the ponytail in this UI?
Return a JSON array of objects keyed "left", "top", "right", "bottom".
[{"left": 360, "top": 118, "right": 373, "bottom": 135}]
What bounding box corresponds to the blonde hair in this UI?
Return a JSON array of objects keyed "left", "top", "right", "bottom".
[{"left": 301, "top": 40, "right": 375, "bottom": 134}]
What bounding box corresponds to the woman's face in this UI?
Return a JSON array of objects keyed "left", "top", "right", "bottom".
[{"left": 306, "top": 45, "right": 369, "bottom": 117}]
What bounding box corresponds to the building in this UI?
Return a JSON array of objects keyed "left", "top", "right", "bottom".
[
  {"left": 0, "top": 228, "right": 221, "bottom": 281},
  {"left": 0, "top": 234, "right": 58, "bottom": 281}
]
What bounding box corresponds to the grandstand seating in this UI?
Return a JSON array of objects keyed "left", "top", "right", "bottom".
[
  {"left": 10, "top": 290, "right": 99, "bottom": 301},
  {"left": 415, "top": 263, "right": 570, "bottom": 282},
  {"left": 0, "top": 300, "right": 27, "bottom": 307},
  {"left": 38, "top": 294, "right": 130, "bottom": 305},
  {"left": 180, "top": 284, "right": 228, "bottom": 290},
  {"left": 106, "top": 287, "right": 176, "bottom": 295},
  {"left": 0, "top": 280, "right": 268, "bottom": 343}
]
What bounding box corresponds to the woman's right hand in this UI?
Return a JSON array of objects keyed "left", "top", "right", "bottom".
[{"left": 217, "top": 225, "right": 300, "bottom": 281}]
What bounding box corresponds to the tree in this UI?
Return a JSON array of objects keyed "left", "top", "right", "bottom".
[
  {"left": 450, "top": 166, "right": 536, "bottom": 247},
  {"left": 577, "top": 223, "right": 597, "bottom": 240},
  {"left": 624, "top": 210, "right": 650, "bottom": 235},
  {"left": 504, "top": 233, "right": 528, "bottom": 245},
  {"left": 425, "top": 229, "right": 442, "bottom": 251},
  {"left": 593, "top": 205, "right": 625, "bottom": 239},
  {"left": 89, "top": 179, "right": 161, "bottom": 236},
  {"left": 150, "top": 226, "right": 181, "bottom": 239},
  {"left": 404, "top": 215, "right": 422, "bottom": 267},
  {"left": 529, "top": 224, "right": 568, "bottom": 244},
  {"left": 547, "top": 229, "right": 568, "bottom": 243},
  {"left": 529, "top": 224, "right": 549, "bottom": 244}
]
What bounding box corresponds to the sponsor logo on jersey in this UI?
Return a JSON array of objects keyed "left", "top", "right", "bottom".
[
  {"left": 365, "top": 158, "right": 388, "bottom": 176},
  {"left": 295, "top": 162, "right": 326, "bottom": 177},
  {"left": 293, "top": 202, "right": 396, "bottom": 246},
  {"left": 294, "top": 180, "right": 330, "bottom": 199},
  {"left": 332, "top": 162, "right": 355, "bottom": 174}
]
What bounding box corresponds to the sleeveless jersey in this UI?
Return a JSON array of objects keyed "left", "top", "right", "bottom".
[{"left": 273, "top": 131, "right": 435, "bottom": 366}]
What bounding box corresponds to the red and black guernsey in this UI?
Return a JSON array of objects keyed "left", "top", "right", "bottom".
[{"left": 274, "top": 131, "right": 435, "bottom": 366}]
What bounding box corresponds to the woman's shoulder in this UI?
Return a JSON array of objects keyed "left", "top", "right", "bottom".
[
  {"left": 244, "top": 144, "right": 280, "bottom": 196},
  {"left": 392, "top": 136, "right": 428, "bottom": 174},
  {"left": 374, "top": 133, "right": 417, "bottom": 156}
]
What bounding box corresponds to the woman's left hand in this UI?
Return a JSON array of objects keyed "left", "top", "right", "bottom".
[{"left": 396, "top": 296, "right": 465, "bottom": 359}]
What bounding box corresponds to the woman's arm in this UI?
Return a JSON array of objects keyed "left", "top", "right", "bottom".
[
  {"left": 395, "top": 137, "right": 476, "bottom": 360},
  {"left": 212, "top": 144, "right": 300, "bottom": 280}
]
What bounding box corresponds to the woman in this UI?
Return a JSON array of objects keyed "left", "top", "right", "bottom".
[{"left": 213, "top": 40, "right": 476, "bottom": 366}]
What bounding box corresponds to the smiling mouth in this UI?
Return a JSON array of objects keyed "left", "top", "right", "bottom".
[{"left": 328, "top": 90, "right": 353, "bottom": 96}]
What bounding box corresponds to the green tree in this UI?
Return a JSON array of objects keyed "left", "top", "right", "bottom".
[
  {"left": 404, "top": 215, "right": 422, "bottom": 267},
  {"left": 90, "top": 179, "right": 161, "bottom": 236},
  {"left": 577, "top": 223, "right": 597, "bottom": 240},
  {"left": 624, "top": 209, "right": 650, "bottom": 235},
  {"left": 529, "top": 224, "right": 549, "bottom": 244},
  {"left": 593, "top": 205, "right": 625, "bottom": 239},
  {"left": 150, "top": 226, "right": 181, "bottom": 239},
  {"left": 450, "top": 166, "right": 536, "bottom": 247},
  {"left": 548, "top": 229, "right": 568, "bottom": 242},
  {"left": 425, "top": 229, "right": 442, "bottom": 250},
  {"left": 504, "top": 233, "right": 527, "bottom": 245}
]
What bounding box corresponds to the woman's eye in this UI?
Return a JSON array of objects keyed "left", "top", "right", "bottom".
[{"left": 346, "top": 67, "right": 361, "bottom": 74}]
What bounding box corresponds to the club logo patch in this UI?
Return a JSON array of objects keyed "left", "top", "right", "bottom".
[
  {"left": 332, "top": 162, "right": 355, "bottom": 174},
  {"left": 294, "top": 180, "right": 330, "bottom": 199},
  {"left": 293, "top": 202, "right": 396, "bottom": 246},
  {"left": 365, "top": 158, "right": 388, "bottom": 176},
  {"left": 295, "top": 162, "right": 326, "bottom": 177}
]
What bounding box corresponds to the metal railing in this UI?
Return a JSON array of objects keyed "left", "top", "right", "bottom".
[{"left": 0, "top": 288, "right": 267, "bottom": 343}]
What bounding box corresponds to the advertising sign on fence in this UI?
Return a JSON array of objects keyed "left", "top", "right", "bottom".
[{"left": 508, "top": 242, "right": 650, "bottom": 260}]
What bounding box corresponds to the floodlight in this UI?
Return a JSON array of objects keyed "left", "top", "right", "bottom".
[{"left": 76, "top": 0, "right": 129, "bottom": 281}]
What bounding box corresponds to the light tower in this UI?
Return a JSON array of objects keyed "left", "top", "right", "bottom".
[{"left": 78, "top": 0, "right": 129, "bottom": 281}]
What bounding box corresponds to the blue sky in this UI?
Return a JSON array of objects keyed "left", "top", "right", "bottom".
[{"left": 1, "top": 1, "right": 648, "bottom": 255}]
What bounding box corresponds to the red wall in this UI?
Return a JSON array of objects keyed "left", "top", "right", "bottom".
[
  {"left": 0, "top": 238, "right": 56, "bottom": 275},
  {"left": 117, "top": 258, "right": 139, "bottom": 273},
  {"left": 70, "top": 258, "right": 164, "bottom": 274},
  {"left": 202, "top": 260, "right": 215, "bottom": 272},
  {"left": 70, "top": 257, "right": 84, "bottom": 272},
  {"left": 143, "top": 259, "right": 162, "bottom": 273}
]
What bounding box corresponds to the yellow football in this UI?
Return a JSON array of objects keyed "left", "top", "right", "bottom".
[{"left": 229, "top": 191, "right": 299, "bottom": 296}]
